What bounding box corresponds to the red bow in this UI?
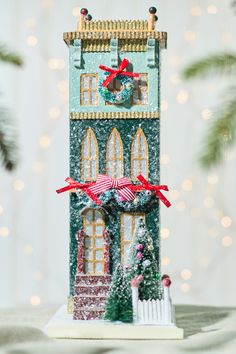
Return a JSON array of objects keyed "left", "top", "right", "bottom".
[
  {"left": 56, "top": 177, "right": 101, "bottom": 204},
  {"left": 99, "top": 58, "right": 139, "bottom": 87},
  {"left": 88, "top": 174, "right": 135, "bottom": 203},
  {"left": 130, "top": 175, "right": 171, "bottom": 208}
]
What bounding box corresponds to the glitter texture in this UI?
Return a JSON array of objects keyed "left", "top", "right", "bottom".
[{"left": 63, "top": 16, "right": 167, "bottom": 321}]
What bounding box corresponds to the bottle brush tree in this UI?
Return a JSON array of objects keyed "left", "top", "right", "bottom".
[
  {"left": 129, "top": 218, "right": 161, "bottom": 300},
  {"left": 103, "top": 264, "right": 133, "bottom": 323}
]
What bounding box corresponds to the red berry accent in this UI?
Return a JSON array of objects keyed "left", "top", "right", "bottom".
[
  {"left": 162, "top": 277, "right": 171, "bottom": 287},
  {"left": 80, "top": 8, "right": 88, "bottom": 16},
  {"left": 161, "top": 274, "right": 170, "bottom": 280}
]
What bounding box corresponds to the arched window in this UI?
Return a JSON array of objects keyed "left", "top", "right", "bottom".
[
  {"left": 83, "top": 209, "right": 105, "bottom": 274},
  {"left": 106, "top": 128, "right": 124, "bottom": 179},
  {"left": 131, "top": 128, "right": 148, "bottom": 180},
  {"left": 81, "top": 128, "right": 98, "bottom": 181}
]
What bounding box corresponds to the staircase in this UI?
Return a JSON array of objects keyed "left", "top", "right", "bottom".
[{"left": 73, "top": 274, "right": 111, "bottom": 320}]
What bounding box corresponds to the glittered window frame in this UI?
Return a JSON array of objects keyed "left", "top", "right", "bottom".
[
  {"left": 81, "top": 128, "right": 99, "bottom": 181},
  {"left": 82, "top": 208, "right": 105, "bottom": 274},
  {"left": 106, "top": 128, "right": 124, "bottom": 179},
  {"left": 131, "top": 128, "right": 149, "bottom": 180},
  {"left": 80, "top": 74, "right": 99, "bottom": 106},
  {"left": 120, "top": 213, "right": 145, "bottom": 266}
]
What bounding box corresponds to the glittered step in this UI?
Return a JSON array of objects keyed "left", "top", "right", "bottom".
[
  {"left": 73, "top": 308, "right": 105, "bottom": 321},
  {"left": 74, "top": 295, "right": 107, "bottom": 308},
  {"left": 75, "top": 274, "right": 112, "bottom": 286},
  {"left": 74, "top": 285, "right": 110, "bottom": 297}
]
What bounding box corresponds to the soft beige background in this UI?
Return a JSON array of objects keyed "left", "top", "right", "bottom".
[{"left": 0, "top": 0, "right": 235, "bottom": 308}]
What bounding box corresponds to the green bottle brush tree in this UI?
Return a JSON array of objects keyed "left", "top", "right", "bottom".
[{"left": 183, "top": 0, "right": 236, "bottom": 168}]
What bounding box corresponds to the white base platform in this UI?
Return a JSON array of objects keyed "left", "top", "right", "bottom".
[{"left": 45, "top": 305, "right": 184, "bottom": 339}]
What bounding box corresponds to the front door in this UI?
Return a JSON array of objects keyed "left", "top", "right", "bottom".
[
  {"left": 83, "top": 209, "right": 105, "bottom": 274},
  {"left": 120, "top": 213, "right": 145, "bottom": 266}
]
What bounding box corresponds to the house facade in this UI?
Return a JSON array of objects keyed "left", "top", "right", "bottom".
[{"left": 64, "top": 17, "right": 167, "bottom": 318}]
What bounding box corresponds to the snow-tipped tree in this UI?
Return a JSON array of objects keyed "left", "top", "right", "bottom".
[
  {"left": 103, "top": 264, "right": 132, "bottom": 323},
  {"left": 129, "top": 218, "right": 160, "bottom": 300}
]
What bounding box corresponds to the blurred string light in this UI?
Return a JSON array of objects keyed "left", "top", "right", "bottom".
[
  {"left": 13, "top": 179, "right": 25, "bottom": 192},
  {"left": 207, "top": 174, "right": 218, "bottom": 185},
  {"left": 160, "top": 154, "right": 170, "bottom": 165},
  {"left": 170, "top": 74, "right": 181, "bottom": 85},
  {"left": 160, "top": 228, "right": 170, "bottom": 239},
  {"left": 176, "top": 201, "right": 186, "bottom": 211},
  {"left": 181, "top": 269, "right": 192, "bottom": 280},
  {"left": 184, "top": 30, "right": 196, "bottom": 42},
  {"left": 201, "top": 108, "right": 213, "bottom": 120},
  {"left": 42, "top": 0, "right": 54, "bottom": 10},
  {"left": 161, "top": 100, "right": 169, "bottom": 112},
  {"left": 161, "top": 257, "right": 170, "bottom": 266},
  {"left": 207, "top": 5, "right": 219, "bottom": 15},
  {"left": 169, "top": 189, "right": 180, "bottom": 200},
  {"left": 169, "top": 56, "right": 181, "bottom": 68},
  {"left": 48, "top": 59, "right": 65, "bottom": 70},
  {"left": 57, "top": 80, "right": 68, "bottom": 92},
  {"left": 191, "top": 5, "right": 202, "bottom": 16},
  {"left": 191, "top": 207, "right": 201, "bottom": 218},
  {"left": 0, "top": 227, "right": 9, "bottom": 237},
  {"left": 49, "top": 107, "right": 61, "bottom": 119},
  {"left": 30, "top": 295, "right": 41, "bottom": 306},
  {"left": 221, "top": 216, "right": 232, "bottom": 228},
  {"left": 182, "top": 179, "right": 193, "bottom": 191},
  {"left": 26, "top": 35, "right": 38, "bottom": 47},
  {"left": 32, "top": 161, "right": 44, "bottom": 174},
  {"left": 222, "top": 236, "right": 233, "bottom": 247},
  {"left": 23, "top": 244, "right": 33, "bottom": 255},
  {"left": 39, "top": 135, "right": 51, "bottom": 148},
  {"left": 177, "top": 90, "right": 189, "bottom": 104},
  {"left": 181, "top": 283, "right": 191, "bottom": 293}
]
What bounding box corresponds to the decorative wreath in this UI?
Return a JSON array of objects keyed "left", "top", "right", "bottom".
[{"left": 98, "top": 72, "right": 134, "bottom": 104}]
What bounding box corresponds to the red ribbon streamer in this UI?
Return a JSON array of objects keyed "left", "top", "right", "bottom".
[
  {"left": 56, "top": 177, "right": 101, "bottom": 205},
  {"left": 57, "top": 175, "right": 171, "bottom": 208},
  {"left": 99, "top": 58, "right": 139, "bottom": 87},
  {"left": 130, "top": 175, "right": 171, "bottom": 208}
]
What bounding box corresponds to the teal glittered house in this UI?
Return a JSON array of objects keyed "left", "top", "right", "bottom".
[{"left": 60, "top": 7, "right": 173, "bottom": 322}]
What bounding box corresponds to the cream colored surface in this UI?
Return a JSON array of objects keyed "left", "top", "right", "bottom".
[
  {"left": 0, "top": 305, "right": 236, "bottom": 354},
  {"left": 0, "top": 0, "right": 236, "bottom": 309},
  {"left": 45, "top": 305, "right": 183, "bottom": 339}
]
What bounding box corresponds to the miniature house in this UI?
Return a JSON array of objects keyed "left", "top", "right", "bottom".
[{"left": 63, "top": 10, "right": 168, "bottom": 321}]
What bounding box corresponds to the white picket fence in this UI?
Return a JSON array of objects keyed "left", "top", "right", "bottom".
[{"left": 132, "top": 286, "right": 175, "bottom": 325}]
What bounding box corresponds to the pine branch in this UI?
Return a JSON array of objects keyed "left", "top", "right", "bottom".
[
  {"left": 183, "top": 53, "right": 236, "bottom": 79},
  {"left": 200, "top": 89, "right": 236, "bottom": 168},
  {"left": 0, "top": 108, "right": 19, "bottom": 171},
  {"left": 232, "top": 0, "right": 236, "bottom": 11},
  {"left": 0, "top": 44, "right": 23, "bottom": 67}
]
